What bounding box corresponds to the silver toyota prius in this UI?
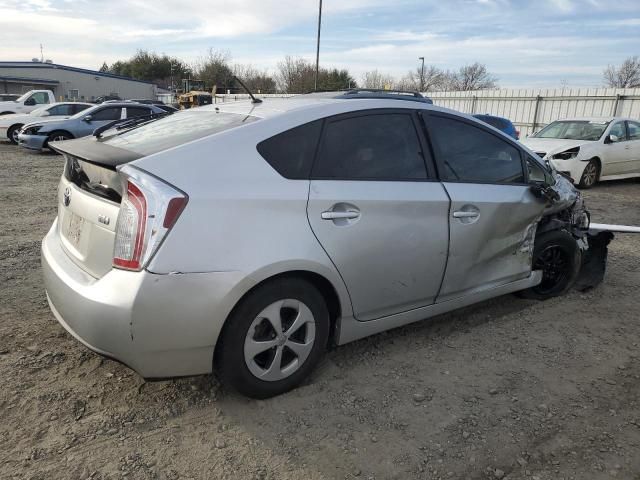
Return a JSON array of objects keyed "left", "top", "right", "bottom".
[{"left": 42, "top": 90, "right": 616, "bottom": 398}]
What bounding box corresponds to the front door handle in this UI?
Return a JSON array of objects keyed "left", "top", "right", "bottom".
[
  {"left": 321, "top": 210, "right": 360, "bottom": 220},
  {"left": 453, "top": 211, "right": 479, "bottom": 218}
]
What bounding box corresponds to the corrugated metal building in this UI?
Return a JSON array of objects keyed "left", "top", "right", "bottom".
[{"left": 0, "top": 61, "right": 157, "bottom": 101}]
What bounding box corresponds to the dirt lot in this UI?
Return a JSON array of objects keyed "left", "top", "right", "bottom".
[{"left": 1, "top": 141, "right": 639, "bottom": 480}]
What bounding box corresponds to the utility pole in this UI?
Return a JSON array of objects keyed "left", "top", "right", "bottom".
[
  {"left": 40, "top": 44, "right": 44, "bottom": 62},
  {"left": 314, "top": 0, "right": 323, "bottom": 91},
  {"left": 419, "top": 57, "right": 425, "bottom": 92}
]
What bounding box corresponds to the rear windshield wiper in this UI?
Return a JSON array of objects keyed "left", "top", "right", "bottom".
[{"left": 93, "top": 112, "right": 171, "bottom": 139}]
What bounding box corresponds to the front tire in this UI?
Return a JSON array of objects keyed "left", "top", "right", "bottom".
[
  {"left": 519, "top": 229, "right": 581, "bottom": 300},
  {"left": 7, "top": 124, "right": 23, "bottom": 144},
  {"left": 46, "top": 131, "right": 73, "bottom": 150},
  {"left": 578, "top": 159, "right": 599, "bottom": 189},
  {"left": 216, "top": 278, "right": 330, "bottom": 399}
]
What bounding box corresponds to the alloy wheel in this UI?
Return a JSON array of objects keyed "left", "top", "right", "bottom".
[
  {"left": 11, "top": 128, "right": 20, "bottom": 143},
  {"left": 582, "top": 162, "right": 597, "bottom": 187},
  {"left": 244, "top": 299, "right": 316, "bottom": 382}
]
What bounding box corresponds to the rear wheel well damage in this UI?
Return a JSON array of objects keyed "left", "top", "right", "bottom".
[{"left": 213, "top": 270, "right": 342, "bottom": 363}]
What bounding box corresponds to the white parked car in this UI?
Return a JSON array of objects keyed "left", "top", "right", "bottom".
[
  {"left": 522, "top": 117, "right": 640, "bottom": 188},
  {"left": 0, "top": 102, "right": 92, "bottom": 144}
]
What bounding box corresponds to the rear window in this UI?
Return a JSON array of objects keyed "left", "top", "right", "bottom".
[{"left": 102, "top": 109, "right": 259, "bottom": 156}]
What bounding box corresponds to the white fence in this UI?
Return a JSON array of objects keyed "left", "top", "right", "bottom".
[
  {"left": 425, "top": 88, "right": 640, "bottom": 137},
  {"left": 215, "top": 88, "right": 640, "bottom": 137}
]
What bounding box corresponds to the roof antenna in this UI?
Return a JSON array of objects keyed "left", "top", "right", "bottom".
[{"left": 233, "top": 76, "right": 262, "bottom": 104}]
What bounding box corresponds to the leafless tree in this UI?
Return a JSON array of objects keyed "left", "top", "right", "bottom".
[
  {"left": 276, "top": 56, "right": 315, "bottom": 93},
  {"left": 360, "top": 70, "right": 395, "bottom": 90},
  {"left": 603, "top": 56, "right": 640, "bottom": 88},
  {"left": 446, "top": 62, "right": 498, "bottom": 91},
  {"left": 233, "top": 64, "right": 277, "bottom": 93},
  {"left": 398, "top": 65, "right": 446, "bottom": 92}
]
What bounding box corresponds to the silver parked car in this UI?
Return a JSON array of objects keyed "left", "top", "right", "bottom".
[
  {"left": 18, "top": 102, "right": 166, "bottom": 151},
  {"left": 42, "top": 91, "right": 616, "bottom": 398}
]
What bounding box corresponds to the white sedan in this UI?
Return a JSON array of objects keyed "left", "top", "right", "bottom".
[
  {"left": 522, "top": 117, "right": 640, "bottom": 188},
  {"left": 0, "top": 102, "right": 92, "bottom": 144}
]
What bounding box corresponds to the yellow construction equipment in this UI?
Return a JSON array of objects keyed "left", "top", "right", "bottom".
[{"left": 178, "top": 91, "right": 213, "bottom": 109}]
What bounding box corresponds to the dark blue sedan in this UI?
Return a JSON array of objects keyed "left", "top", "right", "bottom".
[{"left": 473, "top": 114, "right": 520, "bottom": 140}]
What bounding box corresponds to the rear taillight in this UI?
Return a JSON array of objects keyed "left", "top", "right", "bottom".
[
  {"left": 113, "top": 166, "right": 188, "bottom": 271},
  {"left": 515, "top": 129, "right": 520, "bottom": 140}
]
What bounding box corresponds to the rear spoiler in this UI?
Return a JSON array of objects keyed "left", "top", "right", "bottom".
[{"left": 50, "top": 136, "right": 142, "bottom": 170}]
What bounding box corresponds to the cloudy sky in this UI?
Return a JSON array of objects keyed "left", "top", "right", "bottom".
[{"left": 0, "top": 0, "right": 638, "bottom": 88}]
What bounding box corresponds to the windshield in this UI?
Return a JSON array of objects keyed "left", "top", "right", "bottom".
[
  {"left": 535, "top": 120, "right": 609, "bottom": 141},
  {"left": 101, "top": 109, "right": 259, "bottom": 156}
]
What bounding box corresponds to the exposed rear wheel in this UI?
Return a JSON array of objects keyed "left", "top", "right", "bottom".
[
  {"left": 519, "top": 229, "right": 581, "bottom": 300},
  {"left": 578, "top": 159, "right": 599, "bottom": 189},
  {"left": 7, "top": 124, "right": 23, "bottom": 144},
  {"left": 217, "top": 278, "right": 329, "bottom": 398}
]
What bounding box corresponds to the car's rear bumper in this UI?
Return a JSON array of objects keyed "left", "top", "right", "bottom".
[
  {"left": 42, "top": 219, "right": 248, "bottom": 378},
  {"left": 18, "top": 133, "right": 47, "bottom": 151}
]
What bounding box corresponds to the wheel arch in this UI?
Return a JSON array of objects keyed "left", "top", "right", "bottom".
[
  {"left": 47, "top": 129, "right": 75, "bottom": 139},
  {"left": 213, "top": 268, "right": 346, "bottom": 362}
]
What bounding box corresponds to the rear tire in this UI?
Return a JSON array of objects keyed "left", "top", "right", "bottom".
[
  {"left": 216, "top": 278, "right": 330, "bottom": 399},
  {"left": 7, "top": 124, "right": 23, "bottom": 144},
  {"left": 578, "top": 159, "right": 599, "bottom": 189},
  {"left": 519, "top": 229, "right": 581, "bottom": 300}
]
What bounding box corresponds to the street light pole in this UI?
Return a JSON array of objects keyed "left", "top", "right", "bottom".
[
  {"left": 419, "top": 56, "right": 425, "bottom": 92},
  {"left": 314, "top": 0, "right": 323, "bottom": 91}
]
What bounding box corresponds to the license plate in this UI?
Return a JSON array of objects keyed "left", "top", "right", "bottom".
[{"left": 66, "top": 213, "right": 85, "bottom": 247}]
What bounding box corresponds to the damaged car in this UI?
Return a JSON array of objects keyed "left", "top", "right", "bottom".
[
  {"left": 41, "top": 91, "right": 623, "bottom": 399},
  {"left": 522, "top": 117, "right": 640, "bottom": 188}
]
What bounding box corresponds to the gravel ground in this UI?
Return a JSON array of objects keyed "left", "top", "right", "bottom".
[{"left": 1, "top": 141, "right": 639, "bottom": 480}]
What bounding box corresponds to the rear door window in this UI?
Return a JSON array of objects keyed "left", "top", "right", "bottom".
[
  {"left": 426, "top": 114, "right": 524, "bottom": 184},
  {"left": 257, "top": 121, "right": 322, "bottom": 179},
  {"left": 47, "top": 104, "right": 74, "bottom": 116},
  {"left": 126, "top": 107, "right": 152, "bottom": 118},
  {"left": 312, "top": 112, "right": 428, "bottom": 180},
  {"left": 92, "top": 107, "right": 124, "bottom": 121}
]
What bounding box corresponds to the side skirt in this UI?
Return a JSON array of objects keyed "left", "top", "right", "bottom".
[{"left": 336, "top": 271, "right": 542, "bottom": 345}]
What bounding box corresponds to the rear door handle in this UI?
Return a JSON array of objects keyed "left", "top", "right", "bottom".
[
  {"left": 453, "top": 211, "right": 479, "bottom": 218},
  {"left": 321, "top": 210, "right": 360, "bottom": 220}
]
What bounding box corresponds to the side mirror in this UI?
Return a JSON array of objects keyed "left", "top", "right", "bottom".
[
  {"left": 24, "top": 98, "right": 36, "bottom": 106},
  {"left": 530, "top": 183, "right": 560, "bottom": 202},
  {"left": 604, "top": 134, "right": 619, "bottom": 144},
  {"left": 83, "top": 115, "right": 93, "bottom": 122}
]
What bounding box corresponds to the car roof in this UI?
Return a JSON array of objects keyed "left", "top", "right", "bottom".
[{"left": 200, "top": 94, "right": 451, "bottom": 121}]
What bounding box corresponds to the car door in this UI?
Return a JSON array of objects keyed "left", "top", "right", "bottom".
[
  {"left": 600, "top": 121, "right": 629, "bottom": 176},
  {"left": 78, "top": 106, "right": 124, "bottom": 136},
  {"left": 422, "top": 112, "right": 546, "bottom": 303},
  {"left": 625, "top": 121, "right": 640, "bottom": 173},
  {"left": 306, "top": 109, "right": 450, "bottom": 321}
]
